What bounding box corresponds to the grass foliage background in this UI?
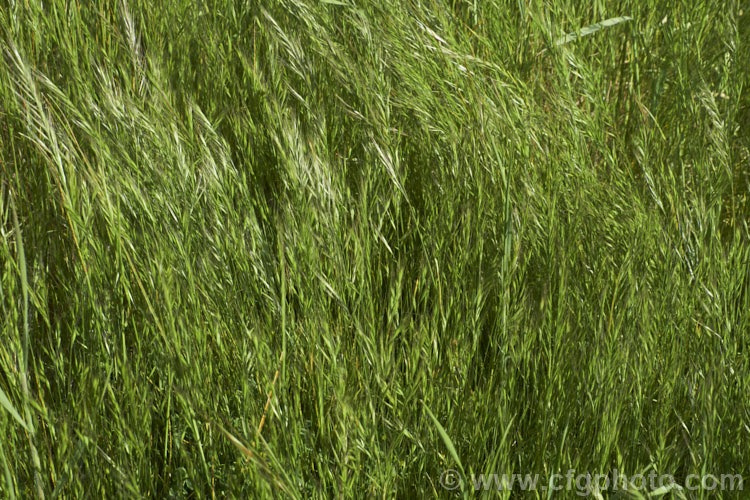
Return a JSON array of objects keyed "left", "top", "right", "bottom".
[{"left": 1, "top": 0, "right": 749, "bottom": 497}]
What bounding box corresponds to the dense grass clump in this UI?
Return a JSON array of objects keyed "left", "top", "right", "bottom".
[{"left": 1, "top": 1, "right": 748, "bottom": 498}]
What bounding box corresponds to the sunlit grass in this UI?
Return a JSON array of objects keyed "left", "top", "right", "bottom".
[{"left": 1, "top": 1, "right": 748, "bottom": 498}]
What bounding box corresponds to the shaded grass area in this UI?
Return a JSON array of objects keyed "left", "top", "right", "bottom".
[{"left": 0, "top": 0, "right": 748, "bottom": 497}]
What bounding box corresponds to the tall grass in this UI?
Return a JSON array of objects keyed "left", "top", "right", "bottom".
[{"left": 1, "top": 0, "right": 748, "bottom": 498}]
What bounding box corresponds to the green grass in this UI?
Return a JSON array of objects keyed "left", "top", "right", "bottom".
[{"left": 1, "top": 0, "right": 748, "bottom": 498}]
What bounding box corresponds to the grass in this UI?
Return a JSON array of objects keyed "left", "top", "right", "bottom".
[{"left": 0, "top": 0, "right": 748, "bottom": 498}]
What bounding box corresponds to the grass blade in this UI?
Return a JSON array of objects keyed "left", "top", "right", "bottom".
[
  {"left": 555, "top": 16, "right": 633, "bottom": 45},
  {"left": 0, "top": 388, "right": 29, "bottom": 433}
]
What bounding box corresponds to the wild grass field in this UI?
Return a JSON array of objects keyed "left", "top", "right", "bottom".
[{"left": 1, "top": 0, "right": 748, "bottom": 498}]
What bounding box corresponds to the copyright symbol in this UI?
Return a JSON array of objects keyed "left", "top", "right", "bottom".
[{"left": 440, "top": 469, "right": 462, "bottom": 491}]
